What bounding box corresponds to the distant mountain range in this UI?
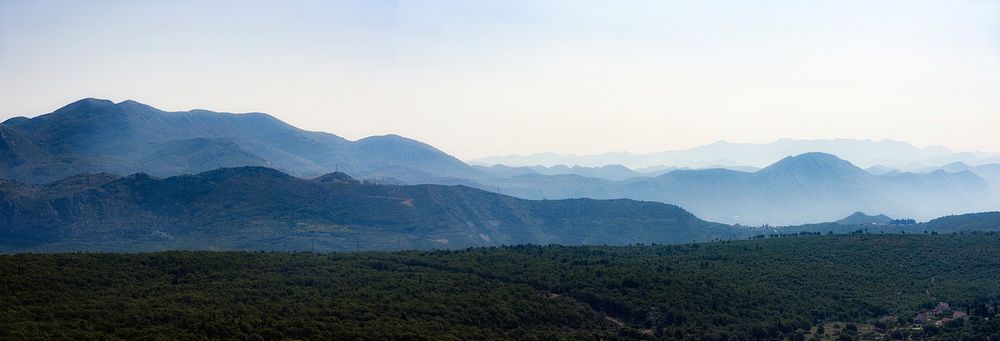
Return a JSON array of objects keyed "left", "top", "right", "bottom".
[
  {"left": 0, "top": 98, "right": 474, "bottom": 184},
  {"left": 473, "top": 164, "right": 650, "bottom": 181},
  {"left": 0, "top": 167, "right": 734, "bottom": 252},
  {"left": 479, "top": 153, "right": 997, "bottom": 225},
  {"left": 471, "top": 139, "right": 1000, "bottom": 170},
  {"left": 1, "top": 166, "right": 998, "bottom": 252},
  {"left": 931, "top": 162, "right": 1000, "bottom": 182},
  {"left": 1, "top": 98, "right": 997, "bottom": 226}
]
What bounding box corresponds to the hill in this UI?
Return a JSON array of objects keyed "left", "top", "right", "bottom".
[
  {"left": 0, "top": 167, "right": 733, "bottom": 252},
  {"left": 2, "top": 234, "right": 999, "bottom": 339},
  {"left": 0, "top": 98, "right": 473, "bottom": 183},
  {"left": 921, "top": 212, "right": 1000, "bottom": 233},
  {"left": 836, "top": 212, "right": 893, "bottom": 225}
]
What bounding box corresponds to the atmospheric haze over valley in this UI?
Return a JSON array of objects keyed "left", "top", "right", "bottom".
[
  {"left": 1, "top": 98, "right": 998, "bottom": 233},
  {"left": 2, "top": 1, "right": 1000, "bottom": 340}
]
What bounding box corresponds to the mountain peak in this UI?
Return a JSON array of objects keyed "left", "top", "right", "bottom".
[
  {"left": 72, "top": 97, "right": 115, "bottom": 106},
  {"left": 1, "top": 116, "right": 29, "bottom": 125},
  {"left": 941, "top": 162, "right": 973, "bottom": 172},
  {"left": 787, "top": 152, "right": 841, "bottom": 161},
  {"left": 758, "top": 152, "right": 866, "bottom": 177},
  {"left": 836, "top": 211, "right": 893, "bottom": 225},
  {"left": 111, "top": 99, "right": 162, "bottom": 115},
  {"left": 55, "top": 98, "right": 116, "bottom": 113},
  {"left": 314, "top": 171, "right": 359, "bottom": 184},
  {"left": 766, "top": 152, "right": 844, "bottom": 167}
]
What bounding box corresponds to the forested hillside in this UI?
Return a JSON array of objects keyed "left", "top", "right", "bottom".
[
  {"left": 3, "top": 234, "right": 999, "bottom": 340},
  {"left": 0, "top": 167, "right": 731, "bottom": 252}
]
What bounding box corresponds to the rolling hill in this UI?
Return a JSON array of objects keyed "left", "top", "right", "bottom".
[
  {"left": 836, "top": 212, "right": 893, "bottom": 225},
  {"left": 0, "top": 167, "right": 734, "bottom": 252}
]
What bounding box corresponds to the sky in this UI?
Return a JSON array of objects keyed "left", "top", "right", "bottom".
[{"left": 1, "top": 0, "right": 998, "bottom": 160}]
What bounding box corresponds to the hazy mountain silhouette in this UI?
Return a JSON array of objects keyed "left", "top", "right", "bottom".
[
  {"left": 3, "top": 167, "right": 998, "bottom": 252},
  {"left": 921, "top": 212, "right": 1000, "bottom": 233},
  {"left": 931, "top": 162, "right": 1000, "bottom": 182},
  {"left": 473, "top": 164, "right": 644, "bottom": 181},
  {"left": 480, "top": 153, "right": 995, "bottom": 225},
  {"left": 0, "top": 98, "right": 474, "bottom": 183},
  {"left": 0, "top": 167, "right": 734, "bottom": 252},
  {"left": 472, "top": 138, "right": 1000, "bottom": 169},
  {"left": 473, "top": 164, "right": 765, "bottom": 181},
  {"left": 3, "top": 99, "right": 996, "bottom": 226},
  {"left": 836, "top": 212, "right": 893, "bottom": 225}
]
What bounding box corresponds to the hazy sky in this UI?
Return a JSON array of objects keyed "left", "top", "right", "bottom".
[{"left": 1, "top": 0, "right": 998, "bottom": 159}]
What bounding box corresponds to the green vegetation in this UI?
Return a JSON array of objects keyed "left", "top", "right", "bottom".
[
  {"left": 0, "top": 167, "right": 732, "bottom": 252},
  {"left": 2, "top": 234, "right": 1000, "bottom": 340}
]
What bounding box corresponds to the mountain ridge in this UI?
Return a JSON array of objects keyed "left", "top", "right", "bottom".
[
  {"left": 3, "top": 98, "right": 997, "bottom": 226},
  {"left": 0, "top": 166, "right": 734, "bottom": 252},
  {"left": 481, "top": 153, "right": 994, "bottom": 225},
  {"left": 470, "top": 138, "right": 999, "bottom": 170},
  {"left": 2, "top": 166, "right": 999, "bottom": 252},
  {"left": 0, "top": 98, "right": 473, "bottom": 183}
]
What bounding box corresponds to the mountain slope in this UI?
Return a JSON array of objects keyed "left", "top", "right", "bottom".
[
  {"left": 0, "top": 98, "right": 474, "bottom": 183},
  {"left": 0, "top": 167, "right": 733, "bottom": 252}
]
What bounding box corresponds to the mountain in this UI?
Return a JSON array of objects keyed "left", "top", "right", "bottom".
[
  {"left": 756, "top": 152, "right": 869, "bottom": 180},
  {"left": 973, "top": 164, "right": 1000, "bottom": 182},
  {"left": 933, "top": 162, "right": 1000, "bottom": 182},
  {"left": 478, "top": 153, "right": 996, "bottom": 225},
  {"left": 921, "top": 212, "right": 1000, "bottom": 233},
  {"left": 474, "top": 164, "right": 644, "bottom": 181},
  {"left": 473, "top": 164, "right": 762, "bottom": 181},
  {"left": 865, "top": 165, "right": 899, "bottom": 175},
  {"left": 4, "top": 99, "right": 996, "bottom": 227},
  {"left": 0, "top": 98, "right": 474, "bottom": 183},
  {"left": 0, "top": 167, "right": 735, "bottom": 252},
  {"left": 529, "top": 164, "right": 641, "bottom": 180},
  {"left": 2, "top": 166, "right": 998, "bottom": 252},
  {"left": 836, "top": 212, "right": 893, "bottom": 225},
  {"left": 471, "top": 138, "right": 1000, "bottom": 170}
]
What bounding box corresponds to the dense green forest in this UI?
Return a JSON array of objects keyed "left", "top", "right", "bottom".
[{"left": 3, "top": 234, "right": 1000, "bottom": 340}]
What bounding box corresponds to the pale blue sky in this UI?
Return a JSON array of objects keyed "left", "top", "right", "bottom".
[{"left": 1, "top": 0, "right": 998, "bottom": 158}]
